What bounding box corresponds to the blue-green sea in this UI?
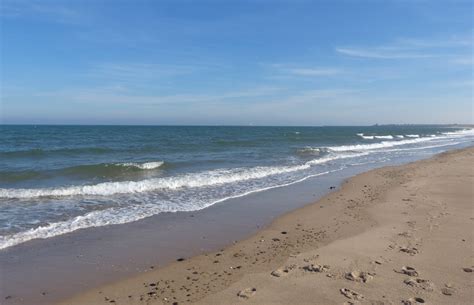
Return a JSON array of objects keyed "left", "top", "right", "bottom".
[{"left": 0, "top": 125, "right": 473, "bottom": 249}]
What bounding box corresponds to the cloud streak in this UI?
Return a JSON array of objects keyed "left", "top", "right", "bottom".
[
  {"left": 336, "top": 35, "right": 473, "bottom": 60},
  {"left": 0, "top": 0, "right": 84, "bottom": 24},
  {"left": 267, "top": 64, "right": 343, "bottom": 78},
  {"left": 29, "top": 85, "right": 284, "bottom": 107},
  {"left": 285, "top": 68, "right": 342, "bottom": 76},
  {"left": 336, "top": 47, "right": 435, "bottom": 59}
]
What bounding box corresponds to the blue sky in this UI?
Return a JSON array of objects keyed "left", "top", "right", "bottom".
[{"left": 0, "top": 0, "right": 472, "bottom": 125}]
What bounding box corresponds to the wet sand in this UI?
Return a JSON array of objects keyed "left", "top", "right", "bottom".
[{"left": 56, "top": 147, "right": 474, "bottom": 305}]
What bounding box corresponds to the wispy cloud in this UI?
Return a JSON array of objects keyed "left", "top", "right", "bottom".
[
  {"left": 284, "top": 68, "right": 342, "bottom": 76},
  {"left": 86, "top": 63, "right": 199, "bottom": 83},
  {"left": 336, "top": 35, "right": 473, "bottom": 60},
  {"left": 0, "top": 0, "right": 83, "bottom": 24},
  {"left": 335, "top": 47, "right": 434, "bottom": 59},
  {"left": 450, "top": 56, "right": 473, "bottom": 66},
  {"left": 30, "top": 85, "right": 284, "bottom": 106},
  {"left": 266, "top": 64, "right": 343, "bottom": 79}
]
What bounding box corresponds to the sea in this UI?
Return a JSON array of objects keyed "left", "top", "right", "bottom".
[{"left": 0, "top": 125, "right": 473, "bottom": 250}]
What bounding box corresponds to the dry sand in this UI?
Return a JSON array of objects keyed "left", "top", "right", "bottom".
[{"left": 58, "top": 147, "right": 474, "bottom": 305}]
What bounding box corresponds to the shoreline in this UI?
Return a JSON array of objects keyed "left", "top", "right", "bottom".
[{"left": 56, "top": 147, "right": 474, "bottom": 305}]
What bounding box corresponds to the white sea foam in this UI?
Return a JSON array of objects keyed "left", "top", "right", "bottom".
[
  {"left": 356, "top": 133, "right": 375, "bottom": 140},
  {"left": 117, "top": 161, "right": 164, "bottom": 170},
  {"left": 0, "top": 167, "right": 344, "bottom": 250},
  {"left": 334, "top": 129, "right": 474, "bottom": 152},
  {"left": 385, "top": 141, "right": 462, "bottom": 152},
  {"left": 0, "top": 165, "right": 306, "bottom": 199},
  {"left": 328, "top": 137, "right": 435, "bottom": 152},
  {"left": 0, "top": 151, "right": 367, "bottom": 200},
  {"left": 1, "top": 128, "right": 473, "bottom": 250},
  {"left": 357, "top": 133, "right": 398, "bottom": 140},
  {"left": 306, "top": 152, "right": 368, "bottom": 165},
  {"left": 297, "top": 147, "right": 330, "bottom": 155},
  {"left": 395, "top": 135, "right": 404, "bottom": 138},
  {"left": 442, "top": 129, "right": 474, "bottom": 136}
]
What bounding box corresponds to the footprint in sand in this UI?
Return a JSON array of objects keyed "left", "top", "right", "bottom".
[
  {"left": 441, "top": 283, "right": 456, "bottom": 296},
  {"left": 303, "top": 264, "right": 330, "bottom": 273},
  {"left": 344, "top": 270, "right": 375, "bottom": 283},
  {"left": 398, "top": 232, "right": 412, "bottom": 238},
  {"left": 462, "top": 266, "right": 473, "bottom": 273},
  {"left": 395, "top": 266, "right": 419, "bottom": 277},
  {"left": 340, "top": 288, "right": 364, "bottom": 300},
  {"left": 399, "top": 246, "right": 419, "bottom": 256},
  {"left": 403, "top": 278, "right": 435, "bottom": 291},
  {"left": 401, "top": 297, "right": 425, "bottom": 304},
  {"left": 237, "top": 287, "right": 257, "bottom": 299},
  {"left": 271, "top": 264, "right": 296, "bottom": 277}
]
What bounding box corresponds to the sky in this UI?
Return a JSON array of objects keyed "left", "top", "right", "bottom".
[{"left": 0, "top": 0, "right": 473, "bottom": 125}]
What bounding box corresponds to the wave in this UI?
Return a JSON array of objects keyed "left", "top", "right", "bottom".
[
  {"left": 296, "top": 147, "right": 330, "bottom": 156},
  {"left": 358, "top": 134, "right": 399, "bottom": 140},
  {"left": 328, "top": 137, "right": 435, "bottom": 152},
  {"left": 64, "top": 160, "right": 165, "bottom": 175},
  {"left": 356, "top": 133, "right": 375, "bottom": 140},
  {"left": 116, "top": 161, "right": 164, "bottom": 170},
  {"left": 0, "top": 168, "right": 341, "bottom": 250},
  {"left": 1, "top": 127, "right": 472, "bottom": 249},
  {"left": 0, "top": 161, "right": 165, "bottom": 183},
  {"left": 306, "top": 152, "right": 369, "bottom": 165},
  {"left": 0, "top": 151, "right": 367, "bottom": 199},
  {"left": 0, "top": 164, "right": 308, "bottom": 199},
  {"left": 442, "top": 129, "right": 474, "bottom": 136},
  {"left": 357, "top": 133, "right": 396, "bottom": 140},
  {"left": 385, "top": 141, "right": 462, "bottom": 152},
  {"left": 331, "top": 129, "right": 474, "bottom": 152},
  {"left": 395, "top": 135, "right": 404, "bottom": 138}
]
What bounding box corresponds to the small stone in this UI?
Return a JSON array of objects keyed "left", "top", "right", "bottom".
[{"left": 176, "top": 258, "right": 185, "bottom": 262}]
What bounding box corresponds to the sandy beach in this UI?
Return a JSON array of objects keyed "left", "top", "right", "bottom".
[{"left": 54, "top": 147, "right": 473, "bottom": 305}]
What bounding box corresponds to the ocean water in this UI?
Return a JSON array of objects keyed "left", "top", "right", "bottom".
[{"left": 0, "top": 125, "right": 473, "bottom": 250}]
